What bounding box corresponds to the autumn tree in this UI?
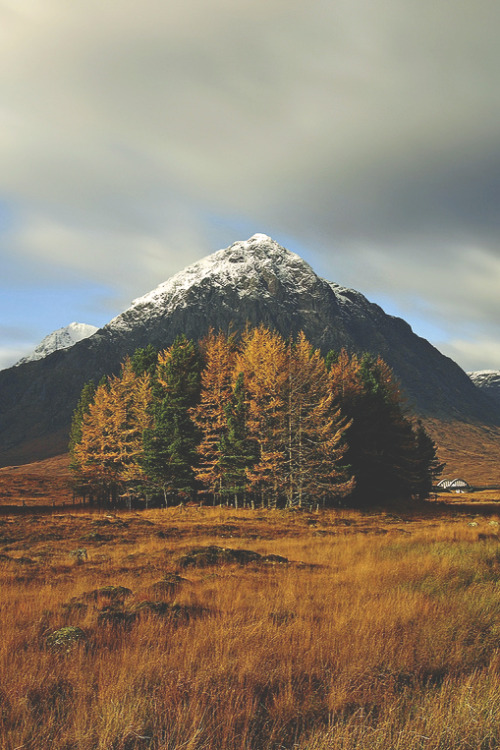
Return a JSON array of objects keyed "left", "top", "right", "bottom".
[
  {"left": 190, "top": 330, "right": 236, "bottom": 501},
  {"left": 235, "top": 325, "right": 289, "bottom": 506},
  {"left": 70, "top": 329, "right": 441, "bottom": 510},
  {"left": 286, "top": 333, "right": 352, "bottom": 507},
  {"left": 235, "top": 327, "right": 351, "bottom": 507},
  {"left": 72, "top": 359, "right": 152, "bottom": 505}
]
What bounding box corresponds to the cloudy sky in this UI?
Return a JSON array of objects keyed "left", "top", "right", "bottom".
[{"left": 1, "top": 0, "right": 500, "bottom": 372}]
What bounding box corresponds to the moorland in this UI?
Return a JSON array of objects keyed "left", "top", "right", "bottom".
[{"left": 2, "top": 465, "right": 500, "bottom": 750}]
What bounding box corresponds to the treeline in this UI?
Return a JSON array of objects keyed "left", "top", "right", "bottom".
[{"left": 69, "top": 326, "right": 443, "bottom": 508}]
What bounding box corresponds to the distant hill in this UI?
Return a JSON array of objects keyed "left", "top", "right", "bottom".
[
  {"left": 14, "top": 322, "right": 98, "bottom": 366},
  {"left": 468, "top": 370, "right": 500, "bottom": 409},
  {"left": 0, "top": 234, "right": 498, "bottom": 467}
]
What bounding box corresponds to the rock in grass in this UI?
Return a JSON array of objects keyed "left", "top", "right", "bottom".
[
  {"left": 132, "top": 601, "right": 207, "bottom": 621},
  {"left": 177, "top": 545, "right": 289, "bottom": 568},
  {"left": 46, "top": 626, "right": 86, "bottom": 651},
  {"left": 177, "top": 545, "right": 260, "bottom": 568},
  {"left": 96, "top": 600, "right": 204, "bottom": 627},
  {"left": 269, "top": 610, "right": 296, "bottom": 626},
  {"left": 84, "top": 585, "right": 133, "bottom": 601},
  {"left": 69, "top": 548, "right": 88, "bottom": 564},
  {"left": 262, "top": 554, "right": 289, "bottom": 564}
]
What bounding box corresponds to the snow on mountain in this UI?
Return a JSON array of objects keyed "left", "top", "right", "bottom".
[
  {"left": 468, "top": 370, "right": 500, "bottom": 407},
  {"left": 468, "top": 370, "right": 500, "bottom": 386},
  {"left": 15, "top": 323, "right": 98, "bottom": 366},
  {"left": 106, "top": 234, "right": 324, "bottom": 332}
]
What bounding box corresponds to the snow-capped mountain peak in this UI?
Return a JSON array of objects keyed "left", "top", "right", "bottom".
[
  {"left": 15, "top": 322, "right": 98, "bottom": 366},
  {"left": 131, "top": 233, "right": 317, "bottom": 302},
  {"left": 107, "top": 234, "right": 322, "bottom": 332}
]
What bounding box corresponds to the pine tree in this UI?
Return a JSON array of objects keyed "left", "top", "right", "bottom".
[
  {"left": 218, "top": 373, "right": 256, "bottom": 506},
  {"left": 142, "top": 335, "right": 201, "bottom": 504},
  {"left": 412, "top": 421, "right": 445, "bottom": 500},
  {"left": 69, "top": 380, "right": 96, "bottom": 463},
  {"left": 329, "top": 352, "right": 420, "bottom": 504},
  {"left": 131, "top": 344, "right": 159, "bottom": 377}
]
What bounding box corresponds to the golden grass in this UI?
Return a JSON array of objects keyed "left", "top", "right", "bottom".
[{"left": 1, "top": 502, "right": 500, "bottom": 749}]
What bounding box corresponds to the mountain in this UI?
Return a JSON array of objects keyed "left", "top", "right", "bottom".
[
  {"left": 14, "top": 323, "right": 98, "bottom": 366},
  {"left": 0, "top": 234, "right": 498, "bottom": 467},
  {"left": 468, "top": 370, "right": 500, "bottom": 409}
]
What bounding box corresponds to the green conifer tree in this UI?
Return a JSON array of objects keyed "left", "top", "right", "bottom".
[
  {"left": 330, "top": 352, "right": 420, "bottom": 505},
  {"left": 131, "top": 344, "right": 159, "bottom": 377},
  {"left": 218, "top": 373, "right": 256, "bottom": 505},
  {"left": 142, "top": 336, "right": 201, "bottom": 504},
  {"left": 69, "top": 380, "right": 96, "bottom": 458},
  {"left": 412, "top": 421, "right": 445, "bottom": 500}
]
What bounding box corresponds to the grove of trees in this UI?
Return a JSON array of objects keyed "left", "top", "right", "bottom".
[{"left": 70, "top": 326, "right": 443, "bottom": 508}]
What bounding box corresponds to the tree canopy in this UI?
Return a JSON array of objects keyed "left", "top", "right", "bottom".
[{"left": 70, "top": 327, "right": 443, "bottom": 508}]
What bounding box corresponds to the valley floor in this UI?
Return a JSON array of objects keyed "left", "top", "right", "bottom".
[{"left": 2, "top": 501, "right": 500, "bottom": 749}]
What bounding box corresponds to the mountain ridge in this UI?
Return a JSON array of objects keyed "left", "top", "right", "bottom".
[
  {"left": 468, "top": 370, "right": 500, "bottom": 409},
  {"left": 0, "top": 234, "right": 498, "bottom": 467},
  {"left": 14, "top": 322, "right": 98, "bottom": 367}
]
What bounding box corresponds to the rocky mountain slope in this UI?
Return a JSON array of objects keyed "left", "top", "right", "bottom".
[
  {"left": 468, "top": 370, "right": 500, "bottom": 409},
  {"left": 14, "top": 322, "right": 98, "bottom": 366},
  {"left": 0, "top": 234, "right": 498, "bottom": 466}
]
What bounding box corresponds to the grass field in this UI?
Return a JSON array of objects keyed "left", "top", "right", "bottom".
[{"left": 2, "top": 497, "right": 500, "bottom": 749}]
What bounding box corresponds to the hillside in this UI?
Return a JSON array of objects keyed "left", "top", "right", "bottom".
[{"left": 0, "top": 235, "right": 498, "bottom": 466}]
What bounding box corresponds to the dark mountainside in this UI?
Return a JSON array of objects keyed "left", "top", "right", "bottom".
[
  {"left": 468, "top": 371, "right": 500, "bottom": 409},
  {"left": 1, "top": 234, "right": 498, "bottom": 467}
]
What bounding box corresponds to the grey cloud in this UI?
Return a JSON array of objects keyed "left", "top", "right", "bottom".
[
  {"left": 0, "top": 347, "right": 30, "bottom": 371},
  {"left": 1, "top": 0, "right": 500, "bottom": 369},
  {"left": 439, "top": 338, "right": 500, "bottom": 374}
]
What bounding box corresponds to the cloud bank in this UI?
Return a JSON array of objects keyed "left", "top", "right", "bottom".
[{"left": 1, "top": 0, "right": 499, "bottom": 370}]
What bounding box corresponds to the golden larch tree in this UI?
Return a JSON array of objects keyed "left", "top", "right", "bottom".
[
  {"left": 190, "top": 330, "right": 236, "bottom": 499},
  {"left": 286, "top": 333, "right": 352, "bottom": 507},
  {"left": 235, "top": 325, "right": 289, "bottom": 506},
  {"left": 73, "top": 358, "right": 152, "bottom": 505}
]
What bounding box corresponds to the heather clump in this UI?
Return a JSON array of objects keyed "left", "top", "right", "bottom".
[{"left": 46, "top": 626, "right": 87, "bottom": 651}]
